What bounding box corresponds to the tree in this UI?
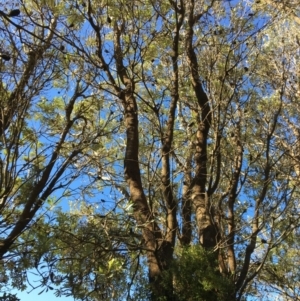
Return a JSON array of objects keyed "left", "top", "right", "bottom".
[{"left": 1, "top": 0, "right": 300, "bottom": 300}]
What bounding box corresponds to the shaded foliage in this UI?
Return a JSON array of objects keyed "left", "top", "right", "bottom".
[{"left": 160, "top": 245, "right": 234, "bottom": 301}]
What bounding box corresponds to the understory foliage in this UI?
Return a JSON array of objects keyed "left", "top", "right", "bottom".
[
  {"left": 0, "top": 0, "right": 300, "bottom": 300},
  {"left": 161, "top": 246, "right": 234, "bottom": 301}
]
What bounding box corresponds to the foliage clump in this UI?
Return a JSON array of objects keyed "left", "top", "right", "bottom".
[
  {"left": 160, "top": 246, "right": 234, "bottom": 301},
  {"left": 0, "top": 293, "right": 20, "bottom": 301}
]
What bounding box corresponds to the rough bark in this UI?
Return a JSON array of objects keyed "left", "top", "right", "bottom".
[
  {"left": 227, "top": 122, "right": 243, "bottom": 275},
  {"left": 185, "top": 0, "right": 217, "bottom": 248},
  {"left": 112, "top": 19, "right": 176, "bottom": 300}
]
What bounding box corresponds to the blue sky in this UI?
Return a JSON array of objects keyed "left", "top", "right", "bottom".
[
  {"left": 12, "top": 289, "right": 73, "bottom": 301},
  {"left": 9, "top": 270, "right": 74, "bottom": 301}
]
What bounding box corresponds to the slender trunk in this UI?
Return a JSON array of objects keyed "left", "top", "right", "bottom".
[
  {"left": 112, "top": 21, "right": 175, "bottom": 299},
  {"left": 185, "top": 0, "right": 217, "bottom": 248}
]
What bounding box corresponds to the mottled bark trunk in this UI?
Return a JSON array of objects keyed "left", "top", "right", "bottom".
[
  {"left": 112, "top": 21, "right": 176, "bottom": 299},
  {"left": 185, "top": 0, "right": 217, "bottom": 248},
  {"left": 122, "top": 88, "right": 176, "bottom": 300},
  {"left": 181, "top": 173, "right": 192, "bottom": 246},
  {"left": 227, "top": 123, "right": 243, "bottom": 274}
]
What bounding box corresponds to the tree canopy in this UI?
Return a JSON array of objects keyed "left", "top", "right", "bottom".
[{"left": 1, "top": 0, "right": 300, "bottom": 300}]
